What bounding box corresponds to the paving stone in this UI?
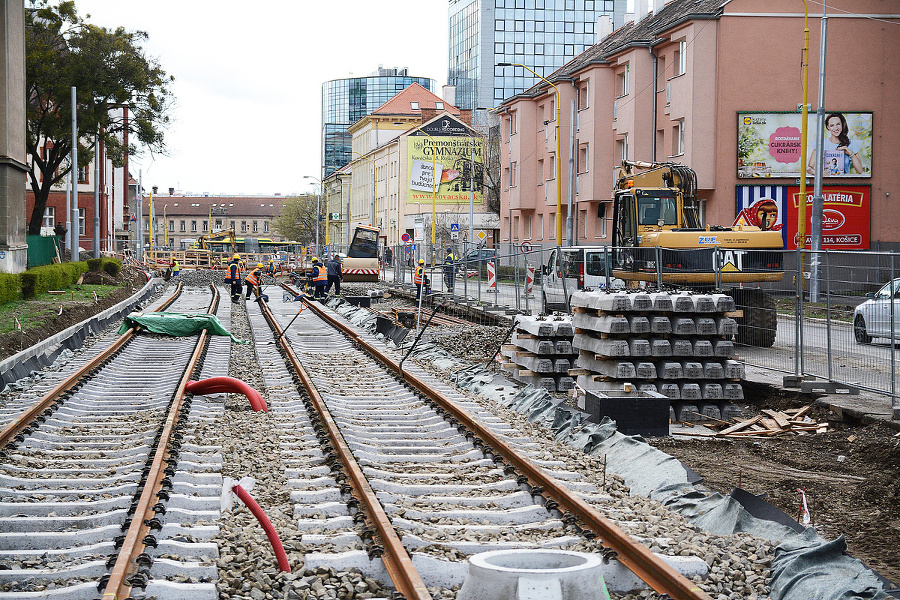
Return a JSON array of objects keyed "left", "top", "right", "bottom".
[
  {"left": 714, "top": 340, "right": 735, "bottom": 357},
  {"left": 555, "top": 340, "right": 573, "bottom": 354},
  {"left": 703, "top": 361, "right": 725, "bottom": 379},
  {"left": 659, "top": 383, "right": 681, "bottom": 400},
  {"left": 723, "top": 360, "right": 745, "bottom": 379},
  {"left": 628, "top": 339, "right": 651, "bottom": 357},
  {"left": 650, "top": 316, "right": 672, "bottom": 334},
  {"left": 673, "top": 295, "right": 697, "bottom": 312},
  {"left": 723, "top": 383, "right": 744, "bottom": 400},
  {"left": 649, "top": 338, "right": 672, "bottom": 356},
  {"left": 683, "top": 361, "right": 704, "bottom": 378},
  {"left": 629, "top": 316, "right": 651, "bottom": 334},
  {"left": 692, "top": 339, "right": 714, "bottom": 357},
  {"left": 713, "top": 293, "right": 737, "bottom": 312},
  {"left": 672, "top": 339, "right": 694, "bottom": 356},
  {"left": 631, "top": 293, "right": 653, "bottom": 311},
  {"left": 657, "top": 361, "right": 683, "bottom": 379},
  {"left": 720, "top": 402, "right": 743, "bottom": 420},
  {"left": 680, "top": 383, "right": 702, "bottom": 400},
  {"left": 695, "top": 317, "right": 718, "bottom": 335},
  {"left": 715, "top": 316, "right": 738, "bottom": 336},
  {"left": 701, "top": 383, "right": 724, "bottom": 400},
  {"left": 699, "top": 402, "right": 722, "bottom": 419},
  {"left": 674, "top": 402, "right": 699, "bottom": 420},
  {"left": 694, "top": 295, "right": 717, "bottom": 312},
  {"left": 635, "top": 361, "right": 658, "bottom": 379},
  {"left": 554, "top": 359, "right": 571, "bottom": 373}
]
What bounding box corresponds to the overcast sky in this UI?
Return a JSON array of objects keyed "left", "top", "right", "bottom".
[{"left": 72, "top": 1, "right": 451, "bottom": 197}]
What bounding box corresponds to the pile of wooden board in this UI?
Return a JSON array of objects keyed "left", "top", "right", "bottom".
[
  {"left": 674, "top": 405, "right": 828, "bottom": 438},
  {"left": 567, "top": 289, "right": 746, "bottom": 422},
  {"left": 500, "top": 315, "right": 577, "bottom": 392}
]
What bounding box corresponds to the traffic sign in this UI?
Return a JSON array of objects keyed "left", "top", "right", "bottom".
[
  {"left": 401, "top": 232, "right": 411, "bottom": 243},
  {"left": 450, "top": 223, "right": 459, "bottom": 232},
  {"left": 520, "top": 241, "right": 532, "bottom": 253},
  {"left": 451, "top": 231, "right": 459, "bottom": 240},
  {"left": 476, "top": 230, "right": 487, "bottom": 241}
]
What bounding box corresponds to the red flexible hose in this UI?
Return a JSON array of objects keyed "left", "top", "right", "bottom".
[
  {"left": 185, "top": 377, "right": 268, "bottom": 412},
  {"left": 234, "top": 485, "right": 290, "bottom": 572}
]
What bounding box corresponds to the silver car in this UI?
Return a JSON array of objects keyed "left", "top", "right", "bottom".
[{"left": 853, "top": 278, "right": 900, "bottom": 344}]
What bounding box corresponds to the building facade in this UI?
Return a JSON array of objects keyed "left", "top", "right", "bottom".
[
  {"left": 448, "top": 0, "right": 627, "bottom": 111},
  {"left": 322, "top": 67, "right": 435, "bottom": 179},
  {"left": 499, "top": 0, "right": 900, "bottom": 250},
  {"left": 138, "top": 194, "right": 285, "bottom": 251}
]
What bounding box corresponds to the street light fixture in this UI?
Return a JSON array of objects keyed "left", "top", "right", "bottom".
[{"left": 497, "top": 62, "right": 562, "bottom": 247}]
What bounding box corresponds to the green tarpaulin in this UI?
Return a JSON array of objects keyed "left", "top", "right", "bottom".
[{"left": 118, "top": 312, "right": 247, "bottom": 343}]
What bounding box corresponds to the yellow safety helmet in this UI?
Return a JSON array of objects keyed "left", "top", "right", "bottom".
[
  {"left": 233, "top": 253, "right": 240, "bottom": 259},
  {"left": 418, "top": 259, "right": 425, "bottom": 264},
  {"left": 257, "top": 263, "right": 264, "bottom": 268},
  {"left": 312, "top": 256, "right": 319, "bottom": 262}
]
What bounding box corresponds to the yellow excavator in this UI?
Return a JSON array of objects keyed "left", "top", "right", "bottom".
[
  {"left": 194, "top": 228, "right": 237, "bottom": 253},
  {"left": 611, "top": 160, "right": 784, "bottom": 347}
]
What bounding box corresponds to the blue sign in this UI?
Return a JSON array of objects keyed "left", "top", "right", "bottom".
[
  {"left": 307, "top": 245, "right": 314, "bottom": 255},
  {"left": 401, "top": 232, "right": 411, "bottom": 243},
  {"left": 322, "top": 246, "right": 329, "bottom": 254},
  {"left": 450, "top": 223, "right": 459, "bottom": 232}
]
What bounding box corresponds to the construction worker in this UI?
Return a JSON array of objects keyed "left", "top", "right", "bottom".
[
  {"left": 225, "top": 254, "right": 242, "bottom": 303},
  {"left": 325, "top": 254, "right": 342, "bottom": 295},
  {"left": 442, "top": 247, "right": 457, "bottom": 292},
  {"left": 172, "top": 260, "right": 180, "bottom": 277},
  {"left": 245, "top": 262, "right": 264, "bottom": 299},
  {"left": 267, "top": 259, "right": 276, "bottom": 276},
  {"left": 414, "top": 258, "right": 430, "bottom": 300},
  {"left": 311, "top": 257, "right": 328, "bottom": 299}
]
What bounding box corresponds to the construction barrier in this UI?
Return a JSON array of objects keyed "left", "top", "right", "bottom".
[
  {"left": 525, "top": 263, "right": 535, "bottom": 296},
  {"left": 487, "top": 259, "right": 497, "bottom": 292}
]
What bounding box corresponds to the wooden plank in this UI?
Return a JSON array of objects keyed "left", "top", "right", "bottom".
[
  {"left": 518, "top": 369, "right": 538, "bottom": 377},
  {"left": 717, "top": 415, "right": 763, "bottom": 435},
  {"left": 792, "top": 404, "right": 815, "bottom": 418},
  {"left": 761, "top": 409, "right": 791, "bottom": 429},
  {"left": 759, "top": 417, "right": 780, "bottom": 431},
  {"left": 515, "top": 332, "right": 537, "bottom": 339},
  {"left": 501, "top": 344, "right": 518, "bottom": 352},
  {"left": 720, "top": 428, "right": 783, "bottom": 437},
  {"left": 568, "top": 368, "right": 592, "bottom": 376},
  {"left": 724, "top": 310, "right": 744, "bottom": 318},
  {"left": 501, "top": 363, "right": 518, "bottom": 371}
]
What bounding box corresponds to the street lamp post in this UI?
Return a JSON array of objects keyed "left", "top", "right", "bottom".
[
  {"left": 303, "top": 175, "right": 322, "bottom": 254},
  {"left": 497, "top": 62, "right": 562, "bottom": 247}
]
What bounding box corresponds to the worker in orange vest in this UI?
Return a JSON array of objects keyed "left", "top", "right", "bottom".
[
  {"left": 311, "top": 257, "right": 328, "bottom": 299},
  {"left": 414, "top": 258, "right": 430, "bottom": 300},
  {"left": 245, "top": 263, "right": 264, "bottom": 299}
]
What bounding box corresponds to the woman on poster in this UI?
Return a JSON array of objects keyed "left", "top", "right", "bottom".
[{"left": 807, "top": 112, "right": 864, "bottom": 176}]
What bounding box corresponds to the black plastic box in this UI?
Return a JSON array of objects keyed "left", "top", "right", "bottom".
[{"left": 584, "top": 390, "right": 669, "bottom": 437}]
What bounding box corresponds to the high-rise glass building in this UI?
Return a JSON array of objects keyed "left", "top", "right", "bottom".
[
  {"left": 449, "top": 0, "right": 627, "bottom": 110},
  {"left": 322, "top": 67, "right": 435, "bottom": 178}
]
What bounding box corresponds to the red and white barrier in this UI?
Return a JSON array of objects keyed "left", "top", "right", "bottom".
[
  {"left": 487, "top": 260, "right": 497, "bottom": 292},
  {"left": 525, "top": 263, "right": 535, "bottom": 296}
]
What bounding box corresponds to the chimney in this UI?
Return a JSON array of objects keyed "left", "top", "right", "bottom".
[
  {"left": 152, "top": 186, "right": 158, "bottom": 195},
  {"left": 442, "top": 85, "right": 456, "bottom": 106},
  {"left": 168, "top": 187, "right": 174, "bottom": 195},
  {"left": 636, "top": 0, "right": 648, "bottom": 21},
  {"left": 596, "top": 15, "right": 613, "bottom": 40}
]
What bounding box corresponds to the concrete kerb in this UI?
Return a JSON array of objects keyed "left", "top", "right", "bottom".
[{"left": 0, "top": 277, "right": 162, "bottom": 392}]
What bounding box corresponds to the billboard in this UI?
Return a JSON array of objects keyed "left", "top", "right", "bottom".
[
  {"left": 407, "top": 130, "right": 484, "bottom": 205},
  {"left": 737, "top": 112, "right": 872, "bottom": 179},
  {"left": 735, "top": 185, "right": 870, "bottom": 250}
]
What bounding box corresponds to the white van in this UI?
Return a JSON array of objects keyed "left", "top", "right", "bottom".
[{"left": 541, "top": 246, "right": 624, "bottom": 312}]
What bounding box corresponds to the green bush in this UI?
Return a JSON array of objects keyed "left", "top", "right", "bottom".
[
  {"left": 0, "top": 273, "right": 20, "bottom": 304},
  {"left": 20, "top": 262, "right": 89, "bottom": 299},
  {"left": 101, "top": 258, "right": 122, "bottom": 277},
  {"left": 86, "top": 258, "right": 102, "bottom": 271}
]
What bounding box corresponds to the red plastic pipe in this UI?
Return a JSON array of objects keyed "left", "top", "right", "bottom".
[
  {"left": 234, "top": 485, "right": 290, "bottom": 572},
  {"left": 185, "top": 377, "right": 268, "bottom": 412}
]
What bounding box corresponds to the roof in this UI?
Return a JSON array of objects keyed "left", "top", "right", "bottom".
[
  {"left": 501, "top": 0, "right": 727, "bottom": 104},
  {"left": 137, "top": 195, "right": 297, "bottom": 218},
  {"left": 372, "top": 82, "right": 460, "bottom": 116}
]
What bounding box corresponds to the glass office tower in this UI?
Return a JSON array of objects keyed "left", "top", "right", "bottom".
[
  {"left": 322, "top": 68, "right": 435, "bottom": 178},
  {"left": 449, "top": 0, "right": 626, "bottom": 110}
]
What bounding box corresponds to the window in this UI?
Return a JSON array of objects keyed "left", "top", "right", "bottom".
[
  {"left": 495, "top": 19, "right": 505, "bottom": 31},
  {"left": 264, "top": 221, "right": 269, "bottom": 233},
  {"left": 435, "top": 102, "right": 444, "bottom": 110},
  {"left": 79, "top": 208, "right": 86, "bottom": 235},
  {"left": 241, "top": 221, "right": 247, "bottom": 233},
  {"left": 510, "top": 161, "right": 518, "bottom": 187},
  {"left": 410, "top": 101, "right": 419, "bottom": 110},
  {"left": 578, "top": 143, "right": 589, "bottom": 173},
  {"left": 191, "top": 220, "right": 197, "bottom": 232},
  {"left": 180, "top": 220, "right": 186, "bottom": 232},
  {"left": 549, "top": 154, "right": 555, "bottom": 179},
  {"left": 537, "top": 213, "right": 544, "bottom": 240},
  {"left": 252, "top": 221, "right": 258, "bottom": 233},
  {"left": 42, "top": 206, "right": 55, "bottom": 229},
  {"left": 580, "top": 210, "right": 588, "bottom": 239},
  {"left": 230, "top": 221, "right": 236, "bottom": 230},
  {"left": 496, "top": 0, "right": 504, "bottom": 6},
  {"left": 578, "top": 81, "right": 589, "bottom": 110},
  {"left": 215, "top": 219, "right": 222, "bottom": 229},
  {"left": 510, "top": 111, "right": 517, "bottom": 134},
  {"left": 202, "top": 220, "right": 208, "bottom": 232},
  {"left": 538, "top": 158, "right": 544, "bottom": 183},
  {"left": 495, "top": 42, "right": 505, "bottom": 54},
  {"left": 169, "top": 220, "right": 174, "bottom": 232},
  {"left": 535, "top": 20, "right": 544, "bottom": 32},
  {"left": 515, "top": 20, "right": 525, "bottom": 31},
  {"left": 618, "top": 134, "right": 628, "bottom": 162},
  {"left": 617, "top": 64, "right": 629, "bottom": 96},
  {"left": 675, "top": 40, "right": 686, "bottom": 75},
  {"left": 598, "top": 202, "right": 608, "bottom": 238},
  {"left": 666, "top": 82, "right": 671, "bottom": 105},
  {"left": 613, "top": 99, "right": 617, "bottom": 121},
  {"left": 535, "top": 43, "right": 544, "bottom": 54},
  {"left": 676, "top": 119, "right": 685, "bottom": 155},
  {"left": 525, "top": 214, "right": 532, "bottom": 239}
]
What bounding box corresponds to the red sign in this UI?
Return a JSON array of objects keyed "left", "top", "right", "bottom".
[{"left": 784, "top": 185, "right": 870, "bottom": 250}]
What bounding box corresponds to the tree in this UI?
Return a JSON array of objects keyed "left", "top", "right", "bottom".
[
  {"left": 272, "top": 195, "right": 322, "bottom": 245},
  {"left": 25, "top": 1, "right": 173, "bottom": 235}
]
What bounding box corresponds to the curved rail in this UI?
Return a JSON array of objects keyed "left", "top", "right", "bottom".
[
  {"left": 0, "top": 281, "right": 184, "bottom": 450},
  {"left": 257, "top": 296, "right": 432, "bottom": 600},
  {"left": 101, "top": 285, "right": 220, "bottom": 600},
  {"left": 280, "top": 286, "right": 712, "bottom": 600}
]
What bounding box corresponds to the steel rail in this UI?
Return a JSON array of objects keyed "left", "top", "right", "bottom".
[
  {"left": 0, "top": 281, "right": 184, "bottom": 450},
  {"left": 101, "top": 284, "right": 220, "bottom": 600},
  {"left": 257, "top": 298, "right": 433, "bottom": 600},
  {"left": 288, "top": 287, "right": 712, "bottom": 600}
]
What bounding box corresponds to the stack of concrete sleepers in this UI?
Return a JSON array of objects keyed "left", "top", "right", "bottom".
[
  {"left": 569, "top": 290, "right": 745, "bottom": 421},
  {"left": 499, "top": 314, "right": 577, "bottom": 392}
]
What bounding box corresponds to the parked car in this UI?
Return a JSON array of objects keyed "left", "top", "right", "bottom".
[
  {"left": 853, "top": 278, "right": 900, "bottom": 344},
  {"left": 542, "top": 246, "right": 624, "bottom": 312},
  {"left": 459, "top": 248, "right": 497, "bottom": 266}
]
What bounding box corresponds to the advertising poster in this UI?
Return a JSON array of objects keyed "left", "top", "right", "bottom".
[
  {"left": 784, "top": 185, "right": 871, "bottom": 250},
  {"left": 737, "top": 112, "right": 873, "bottom": 179},
  {"left": 734, "top": 185, "right": 789, "bottom": 248},
  {"left": 407, "top": 118, "right": 484, "bottom": 205}
]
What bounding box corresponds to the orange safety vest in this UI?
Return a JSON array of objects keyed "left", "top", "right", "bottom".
[
  {"left": 313, "top": 265, "right": 327, "bottom": 283},
  {"left": 414, "top": 266, "right": 425, "bottom": 284},
  {"left": 245, "top": 269, "right": 261, "bottom": 286},
  {"left": 226, "top": 262, "right": 240, "bottom": 282}
]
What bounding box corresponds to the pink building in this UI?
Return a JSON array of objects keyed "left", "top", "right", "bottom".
[{"left": 499, "top": 0, "right": 899, "bottom": 251}]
